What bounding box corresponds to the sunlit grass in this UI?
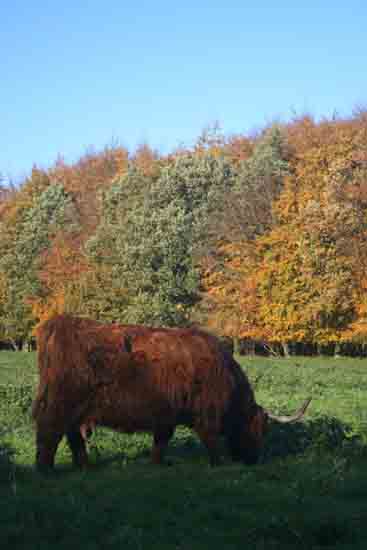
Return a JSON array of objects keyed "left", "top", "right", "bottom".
[{"left": 1, "top": 352, "right": 367, "bottom": 549}]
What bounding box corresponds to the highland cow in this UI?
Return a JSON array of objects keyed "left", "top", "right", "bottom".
[{"left": 32, "top": 315, "right": 311, "bottom": 471}]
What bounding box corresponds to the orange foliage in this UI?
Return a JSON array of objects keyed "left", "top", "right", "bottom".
[
  {"left": 130, "top": 143, "right": 161, "bottom": 178},
  {"left": 49, "top": 146, "right": 128, "bottom": 234},
  {"left": 203, "top": 112, "right": 367, "bottom": 346},
  {"left": 29, "top": 233, "right": 91, "bottom": 325},
  {"left": 3, "top": 114, "right": 367, "bottom": 349}
]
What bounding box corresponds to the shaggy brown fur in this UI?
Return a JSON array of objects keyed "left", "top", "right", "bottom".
[{"left": 33, "top": 315, "right": 268, "bottom": 471}]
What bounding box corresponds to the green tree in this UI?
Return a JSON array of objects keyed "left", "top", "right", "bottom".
[{"left": 86, "top": 153, "right": 235, "bottom": 325}]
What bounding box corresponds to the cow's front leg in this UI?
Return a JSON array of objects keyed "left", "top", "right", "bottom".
[
  {"left": 152, "top": 427, "right": 174, "bottom": 465},
  {"left": 66, "top": 429, "right": 89, "bottom": 469},
  {"left": 195, "top": 425, "right": 222, "bottom": 466},
  {"left": 35, "top": 425, "right": 63, "bottom": 473}
]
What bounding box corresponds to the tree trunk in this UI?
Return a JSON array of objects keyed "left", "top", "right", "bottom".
[
  {"left": 233, "top": 337, "right": 241, "bottom": 355},
  {"left": 10, "top": 338, "right": 19, "bottom": 351},
  {"left": 282, "top": 342, "right": 290, "bottom": 357},
  {"left": 334, "top": 342, "right": 341, "bottom": 358},
  {"left": 249, "top": 340, "right": 256, "bottom": 356}
]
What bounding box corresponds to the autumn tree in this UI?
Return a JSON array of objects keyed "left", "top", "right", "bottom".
[
  {"left": 0, "top": 173, "right": 77, "bottom": 345},
  {"left": 1, "top": 115, "right": 366, "bottom": 356},
  {"left": 212, "top": 116, "right": 367, "bottom": 354},
  {"left": 200, "top": 126, "right": 290, "bottom": 339},
  {"left": 130, "top": 143, "right": 162, "bottom": 178},
  {"left": 26, "top": 146, "right": 129, "bottom": 323},
  {"left": 0, "top": 168, "right": 50, "bottom": 345},
  {"left": 50, "top": 145, "right": 129, "bottom": 235}
]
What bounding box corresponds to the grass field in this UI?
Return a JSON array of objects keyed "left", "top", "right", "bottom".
[{"left": 1, "top": 352, "right": 367, "bottom": 549}]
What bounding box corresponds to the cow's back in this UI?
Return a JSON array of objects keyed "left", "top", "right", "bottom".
[{"left": 115, "top": 325, "right": 242, "bottom": 428}]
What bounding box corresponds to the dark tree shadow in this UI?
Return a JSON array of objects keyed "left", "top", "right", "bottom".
[
  {"left": 38, "top": 415, "right": 367, "bottom": 474},
  {"left": 125, "top": 416, "right": 367, "bottom": 466},
  {"left": 0, "top": 441, "right": 17, "bottom": 483},
  {"left": 261, "top": 415, "right": 366, "bottom": 463}
]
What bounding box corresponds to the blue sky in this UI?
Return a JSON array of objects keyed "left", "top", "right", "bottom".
[{"left": 1, "top": 0, "right": 366, "bottom": 182}]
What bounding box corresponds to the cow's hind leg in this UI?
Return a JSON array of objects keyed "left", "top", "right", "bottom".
[
  {"left": 152, "top": 427, "right": 174, "bottom": 465},
  {"left": 66, "top": 429, "right": 89, "bottom": 469},
  {"left": 36, "top": 427, "right": 63, "bottom": 473},
  {"left": 226, "top": 428, "right": 244, "bottom": 462}
]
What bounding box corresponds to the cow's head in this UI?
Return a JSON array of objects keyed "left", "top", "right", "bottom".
[{"left": 240, "top": 398, "right": 312, "bottom": 465}]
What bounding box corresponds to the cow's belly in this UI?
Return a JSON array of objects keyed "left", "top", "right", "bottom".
[{"left": 92, "top": 396, "right": 174, "bottom": 434}]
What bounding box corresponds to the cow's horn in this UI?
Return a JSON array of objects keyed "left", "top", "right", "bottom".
[{"left": 265, "top": 397, "right": 311, "bottom": 424}]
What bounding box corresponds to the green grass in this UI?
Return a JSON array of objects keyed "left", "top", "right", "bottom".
[
  {"left": 0, "top": 351, "right": 37, "bottom": 384},
  {"left": 1, "top": 352, "right": 367, "bottom": 549}
]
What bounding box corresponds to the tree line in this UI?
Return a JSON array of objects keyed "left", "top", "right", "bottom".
[{"left": 1, "top": 112, "right": 367, "bottom": 355}]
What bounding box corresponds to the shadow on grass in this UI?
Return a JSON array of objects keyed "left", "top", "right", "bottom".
[
  {"left": 128, "top": 415, "right": 367, "bottom": 466},
  {"left": 156, "top": 416, "right": 366, "bottom": 465},
  {"left": 0, "top": 440, "right": 34, "bottom": 487},
  {"left": 25, "top": 414, "right": 367, "bottom": 476},
  {"left": 262, "top": 414, "right": 366, "bottom": 463},
  {"left": 0, "top": 441, "right": 16, "bottom": 481}
]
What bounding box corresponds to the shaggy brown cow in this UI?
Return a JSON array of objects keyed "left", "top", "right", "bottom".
[{"left": 32, "top": 315, "right": 311, "bottom": 471}]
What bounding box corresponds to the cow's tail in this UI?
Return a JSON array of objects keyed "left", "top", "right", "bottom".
[
  {"left": 32, "top": 383, "right": 48, "bottom": 420},
  {"left": 31, "top": 316, "right": 62, "bottom": 421},
  {"left": 32, "top": 323, "right": 51, "bottom": 420}
]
